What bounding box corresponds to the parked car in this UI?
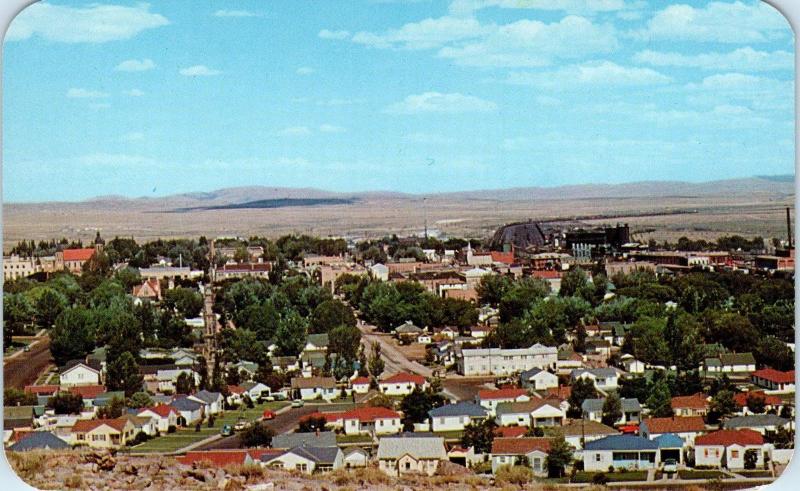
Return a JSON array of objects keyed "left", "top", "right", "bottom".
[
  {"left": 234, "top": 420, "right": 248, "bottom": 431},
  {"left": 262, "top": 410, "right": 276, "bottom": 420},
  {"left": 663, "top": 459, "right": 678, "bottom": 473},
  {"left": 221, "top": 425, "right": 233, "bottom": 436},
  {"left": 291, "top": 400, "right": 304, "bottom": 408}
]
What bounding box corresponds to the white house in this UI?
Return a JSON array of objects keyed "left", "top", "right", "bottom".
[
  {"left": 339, "top": 407, "right": 402, "bottom": 435},
  {"left": 428, "top": 402, "right": 488, "bottom": 432},
  {"left": 620, "top": 355, "right": 646, "bottom": 375},
  {"left": 370, "top": 263, "right": 389, "bottom": 281},
  {"left": 261, "top": 446, "right": 343, "bottom": 474},
  {"left": 291, "top": 377, "right": 338, "bottom": 401},
  {"left": 477, "top": 388, "right": 530, "bottom": 415},
  {"left": 59, "top": 363, "right": 101, "bottom": 388},
  {"left": 703, "top": 353, "right": 756, "bottom": 374},
  {"left": 723, "top": 415, "right": 792, "bottom": 435},
  {"left": 136, "top": 405, "right": 179, "bottom": 433},
  {"left": 350, "top": 376, "right": 371, "bottom": 394},
  {"left": 377, "top": 434, "right": 447, "bottom": 476},
  {"left": 583, "top": 435, "right": 660, "bottom": 472},
  {"left": 187, "top": 390, "right": 224, "bottom": 415},
  {"left": 570, "top": 368, "right": 621, "bottom": 391},
  {"left": 169, "top": 397, "right": 204, "bottom": 426},
  {"left": 240, "top": 381, "right": 272, "bottom": 401},
  {"left": 495, "top": 400, "right": 565, "bottom": 428},
  {"left": 694, "top": 429, "right": 766, "bottom": 469},
  {"left": 379, "top": 373, "right": 427, "bottom": 396},
  {"left": 491, "top": 437, "right": 551, "bottom": 476},
  {"left": 344, "top": 447, "right": 369, "bottom": 468},
  {"left": 750, "top": 368, "right": 795, "bottom": 394},
  {"left": 519, "top": 368, "right": 559, "bottom": 391},
  {"left": 639, "top": 416, "right": 706, "bottom": 446},
  {"left": 458, "top": 344, "right": 558, "bottom": 377}
]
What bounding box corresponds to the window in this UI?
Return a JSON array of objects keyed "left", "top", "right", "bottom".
[
  {"left": 439, "top": 418, "right": 445, "bottom": 424},
  {"left": 731, "top": 450, "right": 739, "bottom": 459},
  {"left": 405, "top": 461, "right": 411, "bottom": 470},
  {"left": 595, "top": 454, "right": 601, "bottom": 462},
  {"left": 298, "top": 464, "right": 307, "bottom": 472}
]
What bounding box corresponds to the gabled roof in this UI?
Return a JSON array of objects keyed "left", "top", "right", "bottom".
[
  {"left": 653, "top": 433, "right": 684, "bottom": 448},
  {"left": 72, "top": 418, "right": 129, "bottom": 433},
  {"left": 751, "top": 368, "right": 795, "bottom": 384},
  {"left": 671, "top": 393, "right": 709, "bottom": 410},
  {"left": 170, "top": 397, "right": 204, "bottom": 411},
  {"left": 62, "top": 248, "right": 95, "bottom": 262},
  {"left": 478, "top": 388, "right": 529, "bottom": 401},
  {"left": 571, "top": 367, "right": 619, "bottom": 379},
  {"left": 191, "top": 390, "right": 223, "bottom": 404},
  {"left": 494, "top": 426, "right": 529, "bottom": 438},
  {"left": 61, "top": 362, "right": 100, "bottom": 377},
  {"left": 351, "top": 377, "right": 370, "bottom": 386},
  {"left": 395, "top": 321, "right": 423, "bottom": 334},
  {"left": 69, "top": 385, "right": 107, "bottom": 399},
  {"left": 581, "top": 398, "right": 641, "bottom": 413},
  {"left": 696, "top": 429, "right": 764, "bottom": 447},
  {"left": 381, "top": 372, "right": 426, "bottom": 386},
  {"left": 177, "top": 450, "right": 250, "bottom": 468},
  {"left": 719, "top": 352, "right": 756, "bottom": 365},
  {"left": 4, "top": 406, "right": 35, "bottom": 421},
  {"left": 733, "top": 391, "right": 782, "bottom": 408},
  {"left": 724, "top": 415, "right": 790, "bottom": 429},
  {"left": 559, "top": 419, "right": 619, "bottom": 437},
  {"left": 429, "top": 401, "right": 487, "bottom": 418},
  {"left": 287, "top": 446, "right": 341, "bottom": 465},
  {"left": 377, "top": 434, "right": 446, "bottom": 460},
  {"left": 495, "top": 399, "right": 561, "bottom": 417},
  {"left": 585, "top": 434, "right": 658, "bottom": 451},
  {"left": 491, "top": 437, "right": 551, "bottom": 455},
  {"left": 642, "top": 416, "right": 705, "bottom": 434},
  {"left": 138, "top": 404, "right": 178, "bottom": 418},
  {"left": 546, "top": 386, "right": 572, "bottom": 400},
  {"left": 341, "top": 406, "right": 400, "bottom": 423},
  {"left": 227, "top": 385, "right": 245, "bottom": 395},
  {"left": 291, "top": 376, "right": 336, "bottom": 390},
  {"left": 306, "top": 333, "right": 329, "bottom": 348},
  {"left": 9, "top": 431, "right": 70, "bottom": 451},
  {"left": 272, "top": 431, "right": 337, "bottom": 449},
  {"left": 23, "top": 385, "right": 59, "bottom": 395}
]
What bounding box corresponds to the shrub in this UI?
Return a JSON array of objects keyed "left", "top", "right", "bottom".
[
  {"left": 208, "top": 415, "right": 216, "bottom": 428},
  {"left": 495, "top": 465, "right": 533, "bottom": 486},
  {"left": 64, "top": 474, "right": 83, "bottom": 489},
  {"left": 592, "top": 473, "right": 609, "bottom": 485},
  {"left": 225, "top": 463, "right": 264, "bottom": 481},
  {"left": 167, "top": 425, "right": 177, "bottom": 434}
]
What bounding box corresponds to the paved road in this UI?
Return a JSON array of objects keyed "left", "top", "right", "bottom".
[
  {"left": 4, "top": 336, "right": 53, "bottom": 389},
  {"left": 196, "top": 405, "right": 318, "bottom": 450},
  {"left": 357, "top": 321, "right": 432, "bottom": 377}
]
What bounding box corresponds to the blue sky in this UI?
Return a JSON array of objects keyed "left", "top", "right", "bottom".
[{"left": 2, "top": 0, "right": 795, "bottom": 202}]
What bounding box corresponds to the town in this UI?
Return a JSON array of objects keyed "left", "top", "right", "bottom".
[{"left": 2, "top": 219, "right": 795, "bottom": 488}]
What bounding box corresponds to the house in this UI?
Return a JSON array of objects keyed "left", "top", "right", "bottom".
[
  {"left": 187, "top": 390, "right": 224, "bottom": 415},
  {"left": 620, "top": 355, "right": 646, "bottom": 375},
  {"left": 581, "top": 398, "right": 641, "bottom": 425},
  {"left": 8, "top": 431, "right": 70, "bottom": 452},
  {"left": 671, "top": 393, "right": 709, "bottom": 417},
  {"left": 320, "top": 407, "right": 403, "bottom": 435},
  {"left": 132, "top": 278, "right": 161, "bottom": 301},
  {"left": 703, "top": 353, "right": 756, "bottom": 374},
  {"left": 377, "top": 433, "right": 447, "bottom": 476},
  {"left": 417, "top": 333, "right": 432, "bottom": 344},
  {"left": 556, "top": 349, "right": 584, "bottom": 375},
  {"left": 519, "top": 368, "right": 559, "bottom": 391},
  {"left": 477, "top": 388, "right": 531, "bottom": 414},
  {"left": 428, "top": 402, "right": 488, "bottom": 432},
  {"left": 379, "top": 373, "right": 427, "bottom": 396},
  {"left": 56, "top": 248, "right": 96, "bottom": 274},
  {"left": 4, "top": 406, "right": 38, "bottom": 431},
  {"left": 154, "top": 368, "right": 199, "bottom": 393},
  {"left": 491, "top": 437, "right": 551, "bottom": 475},
  {"left": 495, "top": 399, "right": 565, "bottom": 428},
  {"left": 169, "top": 397, "right": 205, "bottom": 426},
  {"left": 304, "top": 333, "right": 329, "bottom": 353},
  {"left": 351, "top": 376, "right": 371, "bottom": 394},
  {"left": 137, "top": 405, "right": 178, "bottom": 432},
  {"left": 177, "top": 450, "right": 255, "bottom": 468},
  {"left": 723, "top": 415, "right": 791, "bottom": 435},
  {"left": 370, "top": 263, "right": 389, "bottom": 281},
  {"left": 750, "top": 368, "right": 795, "bottom": 393},
  {"left": 639, "top": 416, "right": 706, "bottom": 446},
  {"left": 71, "top": 418, "right": 136, "bottom": 449},
  {"left": 494, "top": 426, "right": 529, "bottom": 439},
  {"left": 458, "top": 344, "right": 558, "bottom": 376},
  {"left": 570, "top": 368, "right": 621, "bottom": 391},
  {"left": 59, "top": 362, "right": 101, "bottom": 387},
  {"left": 69, "top": 385, "right": 108, "bottom": 406},
  {"left": 559, "top": 419, "right": 619, "bottom": 450},
  {"left": 733, "top": 391, "right": 783, "bottom": 415},
  {"left": 261, "top": 446, "right": 344, "bottom": 474},
  {"left": 120, "top": 414, "right": 158, "bottom": 437},
  {"left": 583, "top": 435, "right": 660, "bottom": 471},
  {"left": 447, "top": 445, "right": 481, "bottom": 467},
  {"left": 240, "top": 381, "right": 271, "bottom": 401},
  {"left": 344, "top": 447, "right": 369, "bottom": 468},
  {"left": 291, "top": 377, "right": 338, "bottom": 401},
  {"left": 394, "top": 321, "right": 424, "bottom": 343},
  {"left": 272, "top": 431, "right": 338, "bottom": 449},
  {"left": 695, "top": 429, "right": 766, "bottom": 469}
]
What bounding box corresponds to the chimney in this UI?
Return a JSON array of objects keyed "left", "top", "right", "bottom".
[{"left": 787, "top": 207, "right": 793, "bottom": 248}]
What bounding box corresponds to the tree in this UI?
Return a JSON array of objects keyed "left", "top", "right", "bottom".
[
  {"left": 50, "top": 307, "right": 96, "bottom": 366},
  {"left": 645, "top": 378, "right": 673, "bottom": 417},
  {"left": 559, "top": 267, "right": 589, "bottom": 298},
  {"left": 545, "top": 432, "right": 573, "bottom": 478},
  {"left": 4, "top": 388, "right": 37, "bottom": 407},
  {"left": 163, "top": 287, "right": 204, "bottom": 318},
  {"left": 367, "top": 393, "right": 394, "bottom": 409},
  {"left": 567, "top": 378, "right": 597, "bottom": 418},
  {"left": 97, "top": 396, "right": 126, "bottom": 419},
  {"left": 239, "top": 422, "right": 275, "bottom": 448},
  {"left": 34, "top": 287, "right": 68, "bottom": 329},
  {"left": 176, "top": 371, "right": 195, "bottom": 395},
  {"left": 298, "top": 415, "right": 328, "bottom": 433},
  {"left": 275, "top": 312, "right": 307, "bottom": 357},
  {"left": 744, "top": 449, "right": 758, "bottom": 470},
  {"left": 664, "top": 312, "right": 705, "bottom": 372},
  {"left": 107, "top": 351, "right": 144, "bottom": 397},
  {"left": 601, "top": 393, "right": 623, "bottom": 427},
  {"left": 708, "top": 390, "right": 736, "bottom": 424},
  {"left": 47, "top": 393, "right": 84, "bottom": 415},
  {"left": 400, "top": 387, "right": 445, "bottom": 430},
  {"left": 461, "top": 418, "right": 497, "bottom": 454},
  {"left": 328, "top": 325, "right": 362, "bottom": 375},
  {"left": 310, "top": 299, "right": 356, "bottom": 334},
  {"left": 367, "top": 341, "right": 385, "bottom": 379},
  {"left": 127, "top": 391, "right": 154, "bottom": 409},
  {"left": 746, "top": 393, "right": 767, "bottom": 414},
  {"left": 498, "top": 278, "right": 550, "bottom": 322},
  {"left": 476, "top": 274, "right": 511, "bottom": 307},
  {"left": 4, "top": 293, "right": 35, "bottom": 346}
]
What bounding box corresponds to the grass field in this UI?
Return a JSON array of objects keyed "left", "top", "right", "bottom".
[
  {"left": 572, "top": 471, "right": 648, "bottom": 483},
  {"left": 677, "top": 470, "right": 731, "bottom": 480},
  {"left": 336, "top": 434, "right": 374, "bottom": 444},
  {"left": 131, "top": 401, "right": 288, "bottom": 453}
]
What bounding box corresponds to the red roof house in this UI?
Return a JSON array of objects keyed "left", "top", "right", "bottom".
[
  {"left": 69, "top": 385, "right": 107, "bottom": 400},
  {"left": 733, "top": 391, "right": 782, "bottom": 409},
  {"left": 671, "top": 393, "right": 709, "bottom": 416},
  {"left": 380, "top": 372, "right": 426, "bottom": 386},
  {"left": 478, "top": 388, "right": 530, "bottom": 401},
  {"left": 176, "top": 450, "right": 253, "bottom": 468},
  {"left": 62, "top": 249, "right": 96, "bottom": 262},
  {"left": 24, "top": 385, "right": 59, "bottom": 395},
  {"left": 695, "top": 429, "right": 764, "bottom": 447},
  {"left": 491, "top": 437, "right": 551, "bottom": 455},
  {"left": 494, "top": 426, "right": 529, "bottom": 438},
  {"left": 751, "top": 368, "right": 795, "bottom": 390},
  {"left": 641, "top": 416, "right": 706, "bottom": 436}
]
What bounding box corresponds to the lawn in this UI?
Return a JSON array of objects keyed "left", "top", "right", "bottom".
[
  {"left": 131, "top": 401, "right": 288, "bottom": 453},
  {"left": 433, "top": 430, "right": 465, "bottom": 440},
  {"left": 677, "top": 470, "right": 730, "bottom": 480},
  {"left": 572, "top": 471, "right": 648, "bottom": 483},
  {"left": 336, "top": 434, "right": 374, "bottom": 444},
  {"left": 736, "top": 470, "right": 773, "bottom": 478}
]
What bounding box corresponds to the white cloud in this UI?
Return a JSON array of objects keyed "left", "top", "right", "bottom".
[
  {"left": 438, "top": 16, "right": 618, "bottom": 68},
  {"left": 634, "top": 47, "right": 793, "bottom": 72},
  {"left": 319, "top": 29, "right": 351, "bottom": 40},
  {"left": 179, "top": 65, "right": 222, "bottom": 76},
  {"left": 683, "top": 72, "right": 793, "bottom": 111},
  {"left": 503, "top": 61, "right": 671, "bottom": 87},
  {"left": 121, "top": 132, "right": 145, "bottom": 141},
  {"left": 296, "top": 67, "right": 315, "bottom": 75},
  {"left": 66, "top": 88, "right": 109, "bottom": 99},
  {"left": 278, "top": 126, "right": 311, "bottom": 136},
  {"left": 449, "top": 0, "right": 628, "bottom": 16},
  {"left": 213, "top": 10, "right": 258, "bottom": 18},
  {"left": 123, "top": 89, "right": 145, "bottom": 97},
  {"left": 352, "top": 16, "right": 488, "bottom": 50},
  {"left": 78, "top": 153, "right": 156, "bottom": 166},
  {"left": 319, "top": 124, "right": 346, "bottom": 133},
  {"left": 115, "top": 58, "right": 156, "bottom": 72},
  {"left": 634, "top": 1, "right": 789, "bottom": 43},
  {"left": 385, "top": 92, "right": 497, "bottom": 114},
  {"left": 7, "top": 2, "right": 168, "bottom": 43}
]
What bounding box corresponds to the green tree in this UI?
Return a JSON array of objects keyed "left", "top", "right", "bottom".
[
  {"left": 567, "top": 378, "right": 597, "bottom": 418},
  {"left": 462, "top": 418, "right": 497, "bottom": 454},
  {"left": 476, "top": 274, "right": 512, "bottom": 307},
  {"left": 309, "top": 299, "right": 356, "bottom": 334},
  {"left": 498, "top": 278, "right": 551, "bottom": 322},
  {"left": 164, "top": 287, "right": 204, "bottom": 318},
  {"left": 47, "top": 393, "right": 84, "bottom": 415},
  {"left": 559, "top": 267, "right": 589, "bottom": 298},
  {"left": 34, "top": 287, "right": 68, "bottom": 329},
  {"left": 127, "top": 391, "right": 154, "bottom": 409},
  {"left": 328, "top": 325, "right": 362, "bottom": 369},
  {"left": 601, "top": 392, "right": 623, "bottom": 427},
  {"left": 708, "top": 389, "right": 736, "bottom": 424},
  {"left": 275, "top": 312, "right": 308, "bottom": 357},
  {"left": 4, "top": 388, "right": 37, "bottom": 407},
  {"left": 107, "top": 351, "right": 144, "bottom": 397},
  {"left": 50, "top": 307, "right": 96, "bottom": 366},
  {"left": 645, "top": 378, "right": 673, "bottom": 417},
  {"left": 97, "top": 396, "right": 126, "bottom": 419},
  {"left": 367, "top": 341, "right": 385, "bottom": 380},
  {"left": 399, "top": 387, "right": 445, "bottom": 430},
  {"left": 175, "top": 371, "right": 195, "bottom": 395},
  {"left": 746, "top": 393, "right": 767, "bottom": 414},
  {"left": 744, "top": 449, "right": 758, "bottom": 470},
  {"left": 545, "top": 432, "right": 573, "bottom": 478},
  {"left": 298, "top": 415, "right": 328, "bottom": 432},
  {"left": 664, "top": 312, "right": 705, "bottom": 372},
  {"left": 3, "top": 293, "right": 35, "bottom": 346},
  {"left": 239, "top": 422, "right": 275, "bottom": 448}
]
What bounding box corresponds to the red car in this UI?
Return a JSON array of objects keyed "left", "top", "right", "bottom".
[{"left": 262, "top": 410, "right": 276, "bottom": 420}]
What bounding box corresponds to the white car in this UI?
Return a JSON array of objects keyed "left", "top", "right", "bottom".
[{"left": 663, "top": 459, "right": 678, "bottom": 473}]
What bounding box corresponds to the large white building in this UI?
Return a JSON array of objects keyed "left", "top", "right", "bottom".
[{"left": 457, "top": 343, "right": 558, "bottom": 376}]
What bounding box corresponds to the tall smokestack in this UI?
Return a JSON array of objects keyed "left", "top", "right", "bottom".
[{"left": 787, "top": 207, "right": 792, "bottom": 248}]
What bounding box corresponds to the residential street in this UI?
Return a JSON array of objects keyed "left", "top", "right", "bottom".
[
  {"left": 357, "top": 320, "right": 432, "bottom": 378},
  {"left": 4, "top": 334, "right": 53, "bottom": 389},
  {"left": 196, "top": 405, "right": 318, "bottom": 450}
]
